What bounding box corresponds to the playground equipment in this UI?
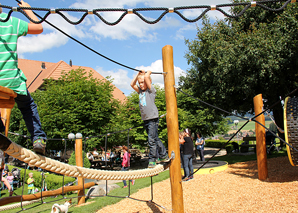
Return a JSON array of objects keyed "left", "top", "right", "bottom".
[
  {"left": 284, "top": 96, "right": 298, "bottom": 166},
  {"left": 0, "top": 182, "right": 94, "bottom": 206}
]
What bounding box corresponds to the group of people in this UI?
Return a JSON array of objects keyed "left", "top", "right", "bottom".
[
  {"left": 179, "top": 129, "right": 205, "bottom": 181},
  {"left": 87, "top": 148, "right": 119, "bottom": 163},
  {"left": 0, "top": 0, "right": 205, "bottom": 191}
]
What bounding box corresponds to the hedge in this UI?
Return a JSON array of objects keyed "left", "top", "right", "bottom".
[
  {"left": 205, "top": 139, "right": 239, "bottom": 154},
  {"left": 7, "top": 165, "right": 75, "bottom": 191}
]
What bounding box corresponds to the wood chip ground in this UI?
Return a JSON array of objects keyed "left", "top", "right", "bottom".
[{"left": 97, "top": 156, "right": 298, "bottom": 213}]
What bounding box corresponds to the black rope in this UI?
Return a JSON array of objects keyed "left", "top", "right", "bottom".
[
  {"left": 1, "top": 0, "right": 292, "bottom": 25},
  {"left": 1, "top": 0, "right": 291, "bottom": 75},
  {"left": 179, "top": 85, "right": 298, "bottom": 178},
  {"left": 176, "top": 87, "right": 248, "bottom": 120},
  {"left": 188, "top": 120, "right": 250, "bottom": 178},
  {"left": 11, "top": 0, "right": 165, "bottom": 74}
]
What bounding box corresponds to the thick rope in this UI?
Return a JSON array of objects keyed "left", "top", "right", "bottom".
[
  {"left": 0, "top": 0, "right": 292, "bottom": 25},
  {"left": 4, "top": 141, "right": 166, "bottom": 180},
  {"left": 0, "top": 200, "right": 40, "bottom": 211}
]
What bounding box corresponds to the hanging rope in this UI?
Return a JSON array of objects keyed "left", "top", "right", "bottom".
[{"left": 0, "top": 0, "right": 293, "bottom": 25}]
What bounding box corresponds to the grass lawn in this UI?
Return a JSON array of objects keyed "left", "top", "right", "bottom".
[
  {"left": 2, "top": 146, "right": 288, "bottom": 212},
  {"left": 3, "top": 169, "right": 170, "bottom": 213},
  {"left": 229, "top": 120, "right": 271, "bottom": 131}
]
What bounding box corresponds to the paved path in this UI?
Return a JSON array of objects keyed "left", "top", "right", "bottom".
[{"left": 87, "top": 147, "right": 228, "bottom": 185}]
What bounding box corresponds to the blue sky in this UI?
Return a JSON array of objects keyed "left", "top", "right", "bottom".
[{"left": 1, "top": 0, "right": 230, "bottom": 95}]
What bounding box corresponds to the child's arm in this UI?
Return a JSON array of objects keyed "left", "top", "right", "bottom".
[
  {"left": 18, "top": 0, "right": 43, "bottom": 34},
  {"left": 130, "top": 72, "right": 141, "bottom": 92},
  {"left": 179, "top": 136, "right": 185, "bottom": 144},
  {"left": 144, "top": 71, "right": 152, "bottom": 90}
]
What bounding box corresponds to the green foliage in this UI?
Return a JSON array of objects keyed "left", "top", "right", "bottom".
[
  {"left": 9, "top": 68, "right": 120, "bottom": 151},
  {"left": 7, "top": 165, "right": 75, "bottom": 191},
  {"left": 176, "top": 89, "right": 230, "bottom": 137},
  {"left": 68, "top": 150, "right": 91, "bottom": 168},
  {"left": 205, "top": 139, "right": 237, "bottom": 148},
  {"left": 182, "top": 1, "right": 298, "bottom": 140}
]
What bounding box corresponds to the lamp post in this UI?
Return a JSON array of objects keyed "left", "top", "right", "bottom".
[{"left": 234, "top": 120, "right": 239, "bottom": 148}]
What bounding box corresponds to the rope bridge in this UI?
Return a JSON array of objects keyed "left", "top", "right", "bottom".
[
  {"left": 0, "top": 0, "right": 294, "bottom": 25},
  {"left": 0, "top": 134, "right": 169, "bottom": 181}
]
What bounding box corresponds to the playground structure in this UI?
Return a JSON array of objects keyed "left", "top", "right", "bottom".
[
  {"left": 0, "top": 45, "right": 296, "bottom": 212},
  {"left": 0, "top": 45, "right": 296, "bottom": 213},
  {"left": 0, "top": 1, "right": 297, "bottom": 212}
]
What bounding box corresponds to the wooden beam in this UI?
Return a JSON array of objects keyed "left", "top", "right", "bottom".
[
  {"left": 0, "top": 182, "right": 95, "bottom": 206},
  {"left": 253, "top": 94, "right": 268, "bottom": 180},
  {"left": 162, "top": 45, "right": 184, "bottom": 213},
  {"left": 75, "top": 135, "right": 85, "bottom": 205}
]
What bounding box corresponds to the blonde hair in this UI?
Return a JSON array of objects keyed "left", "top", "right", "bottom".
[{"left": 137, "top": 72, "right": 152, "bottom": 82}]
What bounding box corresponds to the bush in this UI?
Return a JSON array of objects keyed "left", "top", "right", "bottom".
[
  {"left": 8, "top": 165, "right": 75, "bottom": 191},
  {"left": 205, "top": 140, "right": 237, "bottom": 154},
  {"left": 68, "top": 151, "right": 91, "bottom": 168}
]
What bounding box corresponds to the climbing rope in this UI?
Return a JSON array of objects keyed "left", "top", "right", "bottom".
[{"left": 0, "top": 0, "right": 293, "bottom": 25}]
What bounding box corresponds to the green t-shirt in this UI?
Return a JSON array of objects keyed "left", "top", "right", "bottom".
[{"left": 0, "top": 13, "right": 28, "bottom": 95}]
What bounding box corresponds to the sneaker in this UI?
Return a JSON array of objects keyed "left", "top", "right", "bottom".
[
  {"left": 157, "top": 155, "right": 170, "bottom": 163},
  {"left": 9, "top": 189, "right": 13, "bottom": 196},
  {"left": 123, "top": 185, "right": 128, "bottom": 188},
  {"left": 148, "top": 161, "right": 156, "bottom": 168},
  {"left": 131, "top": 180, "right": 135, "bottom": 185},
  {"left": 182, "top": 177, "right": 190, "bottom": 182},
  {"left": 33, "top": 138, "right": 46, "bottom": 155}
]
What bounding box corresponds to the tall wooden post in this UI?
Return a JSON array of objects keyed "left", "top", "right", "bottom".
[
  {"left": 162, "top": 45, "right": 184, "bottom": 213},
  {"left": 75, "top": 133, "right": 85, "bottom": 205},
  {"left": 253, "top": 94, "right": 268, "bottom": 180}
]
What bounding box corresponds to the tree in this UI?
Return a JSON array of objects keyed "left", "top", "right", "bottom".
[
  {"left": 182, "top": 1, "right": 298, "bottom": 145},
  {"left": 9, "top": 68, "right": 120, "bottom": 151}
]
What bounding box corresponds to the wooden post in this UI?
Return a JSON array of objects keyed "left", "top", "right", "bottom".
[
  {"left": 253, "top": 94, "right": 268, "bottom": 180},
  {"left": 1, "top": 109, "right": 12, "bottom": 136},
  {"left": 162, "top": 45, "right": 184, "bottom": 213},
  {"left": 75, "top": 133, "right": 85, "bottom": 205}
]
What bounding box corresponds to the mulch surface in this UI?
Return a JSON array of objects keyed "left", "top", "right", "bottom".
[{"left": 97, "top": 156, "right": 298, "bottom": 213}]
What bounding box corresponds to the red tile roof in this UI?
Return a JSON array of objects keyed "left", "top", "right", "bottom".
[{"left": 18, "top": 59, "right": 126, "bottom": 102}]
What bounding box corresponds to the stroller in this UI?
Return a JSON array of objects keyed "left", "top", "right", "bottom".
[{"left": 11, "top": 168, "right": 21, "bottom": 188}]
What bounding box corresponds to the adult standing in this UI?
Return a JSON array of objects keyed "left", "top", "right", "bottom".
[
  {"left": 181, "top": 129, "right": 194, "bottom": 181},
  {"left": 195, "top": 132, "right": 205, "bottom": 161}
]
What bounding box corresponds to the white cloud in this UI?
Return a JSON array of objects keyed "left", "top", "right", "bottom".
[
  {"left": 95, "top": 59, "right": 186, "bottom": 95},
  {"left": 96, "top": 67, "right": 132, "bottom": 91},
  {"left": 135, "top": 60, "right": 185, "bottom": 89},
  {"left": 18, "top": 32, "right": 68, "bottom": 54},
  {"left": 18, "top": 12, "right": 88, "bottom": 54}
]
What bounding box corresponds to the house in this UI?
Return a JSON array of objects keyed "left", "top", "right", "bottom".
[{"left": 18, "top": 59, "right": 126, "bottom": 102}]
